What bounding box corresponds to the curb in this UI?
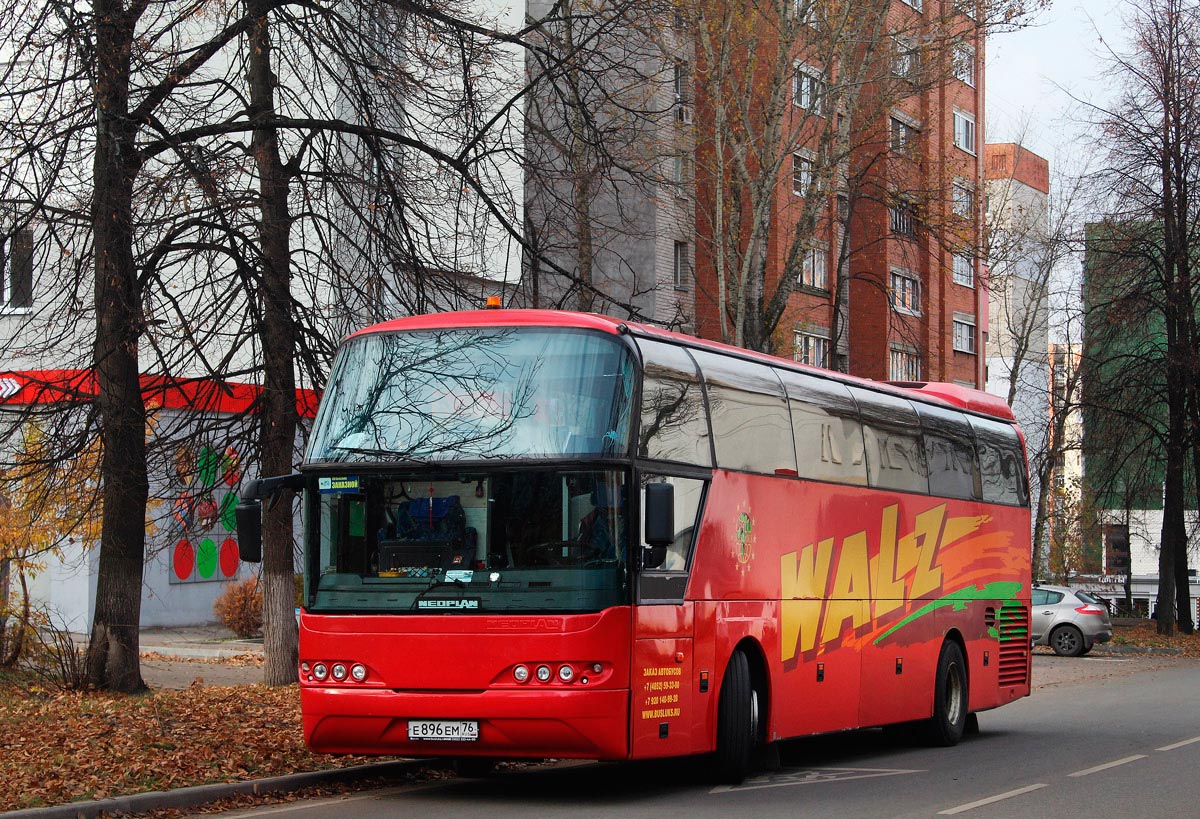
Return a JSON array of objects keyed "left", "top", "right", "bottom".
[
  {"left": 2, "top": 759, "right": 425, "bottom": 819},
  {"left": 1091, "top": 644, "right": 1184, "bottom": 656},
  {"left": 140, "top": 644, "right": 263, "bottom": 661}
]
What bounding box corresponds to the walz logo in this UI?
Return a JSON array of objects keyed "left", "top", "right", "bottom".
[{"left": 734, "top": 508, "right": 755, "bottom": 576}]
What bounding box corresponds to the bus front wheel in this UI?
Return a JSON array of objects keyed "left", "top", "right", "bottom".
[
  {"left": 925, "top": 641, "right": 968, "bottom": 747},
  {"left": 712, "top": 649, "right": 761, "bottom": 784}
]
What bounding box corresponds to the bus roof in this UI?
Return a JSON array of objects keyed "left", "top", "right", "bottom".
[{"left": 349, "top": 309, "right": 1016, "bottom": 423}]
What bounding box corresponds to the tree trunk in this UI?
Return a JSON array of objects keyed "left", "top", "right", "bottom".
[
  {"left": 248, "top": 0, "right": 300, "bottom": 686},
  {"left": 85, "top": 0, "right": 149, "bottom": 693}
]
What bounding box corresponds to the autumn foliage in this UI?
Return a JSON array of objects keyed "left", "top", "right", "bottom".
[{"left": 213, "top": 575, "right": 264, "bottom": 638}]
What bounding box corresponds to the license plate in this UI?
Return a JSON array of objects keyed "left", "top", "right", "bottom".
[{"left": 407, "top": 720, "right": 479, "bottom": 742}]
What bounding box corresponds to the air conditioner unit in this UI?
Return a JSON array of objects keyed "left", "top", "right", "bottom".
[{"left": 676, "top": 105, "right": 693, "bottom": 125}]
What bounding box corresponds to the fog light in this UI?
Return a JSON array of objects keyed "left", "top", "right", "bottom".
[
  {"left": 313, "top": 663, "right": 328, "bottom": 680},
  {"left": 513, "top": 665, "right": 530, "bottom": 683},
  {"left": 331, "top": 663, "right": 348, "bottom": 681},
  {"left": 300, "top": 662, "right": 310, "bottom": 673},
  {"left": 558, "top": 665, "right": 574, "bottom": 682},
  {"left": 351, "top": 664, "right": 367, "bottom": 682},
  {"left": 536, "top": 665, "right": 552, "bottom": 682},
  {"left": 592, "top": 663, "right": 602, "bottom": 673}
]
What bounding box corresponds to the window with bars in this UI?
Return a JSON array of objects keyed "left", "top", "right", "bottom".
[
  {"left": 891, "top": 199, "right": 917, "bottom": 236},
  {"left": 953, "top": 253, "right": 974, "bottom": 287},
  {"left": 798, "top": 245, "right": 829, "bottom": 290},
  {"left": 953, "top": 182, "right": 975, "bottom": 218},
  {"left": 953, "top": 110, "right": 976, "bottom": 154},
  {"left": 793, "top": 331, "right": 830, "bottom": 368},
  {"left": 890, "top": 347, "right": 921, "bottom": 381},
  {"left": 890, "top": 270, "right": 920, "bottom": 314},
  {"left": 673, "top": 241, "right": 689, "bottom": 289},
  {"left": 892, "top": 37, "right": 919, "bottom": 79},
  {"left": 953, "top": 315, "right": 977, "bottom": 353}
]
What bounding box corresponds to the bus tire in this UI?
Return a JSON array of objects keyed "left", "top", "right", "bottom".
[
  {"left": 712, "top": 649, "right": 760, "bottom": 784},
  {"left": 925, "top": 641, "right": 968, "bottom": 747}
]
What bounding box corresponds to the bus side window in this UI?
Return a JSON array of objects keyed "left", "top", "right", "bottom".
[
  {"left": 850, "top": 386, "right": 927, "bottom": 495},
  {"left": 635, "top": 340, "right": 712, "bottom": 467},
  {"left": 690, "top": 351, "right": 796, "bottom": 476},
  {"left": 916, "top": 404, "right": 981, "bottom": 501},
  {"left": 639, "top": 474, "right": 705, "bottom": 572},
  {"left": 970, "top": 416, "right": 1029, "bottom": 506},
  {"left": 779, "top": 371, "right": 867, "bottom": 485}
]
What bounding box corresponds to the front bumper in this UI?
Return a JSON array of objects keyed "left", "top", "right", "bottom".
[{"left": 303, "top": 686, "right": 630, "bottom": 759}]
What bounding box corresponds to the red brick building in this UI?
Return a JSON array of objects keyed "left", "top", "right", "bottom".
[{"left": 690, "top": 0, "right": 985, "bottom": 387}]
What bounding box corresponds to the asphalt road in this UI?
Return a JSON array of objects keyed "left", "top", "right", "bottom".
[{"left": 209, "top": 652, "right": 1200, "bottom": 818}]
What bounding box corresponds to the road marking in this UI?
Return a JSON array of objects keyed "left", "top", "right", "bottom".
[
  {"left": 938, "top": 783, "right": 1048, "bottom": 815},
  {"left": 1158, "top": 736, "right": 1200, "bottom": 752},
  {"left": 712, "top": 766, "right": 921, "bottom": 794},
  {"left": 1068, "top": 754, "right": 1147, "bottom": 777}
]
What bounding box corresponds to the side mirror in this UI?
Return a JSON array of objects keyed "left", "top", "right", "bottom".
[
  {"left": 235, "top": 473, "right": 304, "bottom": 563},
  {"left": 236, "top": 497, "right": 263, "bottom": 563},
  {"left": 643, "top": 482, "right": 674, "bottom": 569}
]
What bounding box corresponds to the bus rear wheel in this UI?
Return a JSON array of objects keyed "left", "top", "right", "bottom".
[
  {"left": 712, "top": 649, "right": 761, "bottom": 784},
  {"left": 925, "top": 641, "right": 968, "bottom": 747}
]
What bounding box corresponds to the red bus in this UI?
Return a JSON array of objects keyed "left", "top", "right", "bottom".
[{"left": 238, "top": 309, "right": 1031, "bottom": 783}]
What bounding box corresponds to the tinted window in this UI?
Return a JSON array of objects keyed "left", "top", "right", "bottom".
[
  {"left": 778, "top": 370, "right": 867, "bottom": 485},
  {"left": 1031, "top": 589, "right": 1048, "bottom": 606},
  {"left": 849, "top": 386, "right": 927, "bottom": 494},
  {"left": 691, "top": 350, "right": 796, "bottom": 475},
  {"left": 636, "top": 340, "right": 712, "bottom": 466},
  {"left": 970, "top": 416, "right": 1029, "bottom": 506},
  {"left": 915, "top": 404, "right": 980, "bottom": 500}
]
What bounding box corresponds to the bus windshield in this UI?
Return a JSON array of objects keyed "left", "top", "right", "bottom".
[
  {"left": 305, "top": 468, "right": 631, "bottom": 613},
  {"left": 306, "top": 328, "right": 635, "bottom": 463}
]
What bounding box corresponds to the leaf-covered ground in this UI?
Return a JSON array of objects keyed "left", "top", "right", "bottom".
[
  {"left": 4, "top": 623, "right": 1200, "bottom": 813},
  {"left": 0, "top": 670, "right": 395, "bottom": 812}
]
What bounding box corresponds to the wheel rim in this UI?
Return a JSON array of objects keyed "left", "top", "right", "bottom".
[
  {"left": 1055, "top": 629, "right": 1079, "bottom": 653},
  {"left": 945, "top": 661, "right": 964, "bottom": 726}
]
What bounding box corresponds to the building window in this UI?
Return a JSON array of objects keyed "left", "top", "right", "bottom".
[
  {"left": 672, "top": 152, "right": 687, "bottom": 186},
  {"left": 673, "top": 241, "right": 688, "bottom": 289},
  {"left": 793, "top": 66, "right": 825, "bottom": 113},
  {"left": 890, "top": 347, "right": 921, "bottom": 381},
  {"left": 798, "top": 244, "right": 829, "bottom": 290},
  {"left": 952, "top": 181, "right": 974, "bottom": 218},
  {"left": 890, "top": 269, "right": 920, "bottom": 314},
  {"left": 953, "top": 109, "right": 976, "bottom": 154},
  {"left": 953, "top": 314, "right": 977, "bottom": 353},
  {"left": 900, "top": 0, "right": 923, "bottom": 11},
  {"left": 673, "top": 60, "right": 688, "bottom": 101},
  {"left": 955, "top": 43, "right": 976, "bottom": 86},
  {"left": 892, "top": 38, "right": 919, "bottom": 80},
  {"left": 1, "top": 228, "right": 33, "bottom": 312},
  {"left": 953, "top": 253, "right": 974, "bottom": 287},
  {"left": 794, "top": 331, "right": 830, "bottom": 368},
  {"left": 837, "top": 193, "right": 849, "bottom": 219},
  {"left": 792, "top": 154, "right": 814, "bottom": 196},
  {"left": 890, "top": 116, "right": 919, "bottom": 153},
  {"left": 890, "top": 198, "right": 916, "bottom": 236},
  {"left": 791, "top": 0, "right": 817, "bottom": 25}
]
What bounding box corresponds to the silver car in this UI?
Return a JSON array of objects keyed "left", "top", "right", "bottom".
[{"left": 1031, "top": 584, "right": 1114, "bottom": 656}]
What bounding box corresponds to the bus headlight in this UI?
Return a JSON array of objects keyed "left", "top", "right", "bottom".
[
  {"left": 558, "top": 665, "right": 575, "bottom": 682},
  {"left": 513, "top": 665, "right": 530, "bottom": 683},
  {"left": 331, "top": 663, "right": 348, "bottom": 681},
  {"left": 535, "top": 665, "right": 552, "bottom": 682},
  {"left": 351, "top": 664, "right": 367, "bottom": 682},
  {"left": 313, "top": 663, "right": 328, "bottom": 681}
]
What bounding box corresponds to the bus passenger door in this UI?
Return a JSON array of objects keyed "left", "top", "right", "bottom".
[{"left": 631, "top": 598, "right": 694, "bottom": 759}]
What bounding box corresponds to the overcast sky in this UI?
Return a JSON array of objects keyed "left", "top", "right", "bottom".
[{"left": 985, "top": 0, "right": 1131, "bottom": 164}]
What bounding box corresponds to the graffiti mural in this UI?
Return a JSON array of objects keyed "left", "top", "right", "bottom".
[{"left": 170, "top": 443, "right": 242, "bottom": 583}]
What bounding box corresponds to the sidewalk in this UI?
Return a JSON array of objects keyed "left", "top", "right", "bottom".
[
  {"left": 1, "top": 625, "right": 419, "bottom": 819},
  {"left": 138, "top": 624, "right": 266, "bottom": 689}
]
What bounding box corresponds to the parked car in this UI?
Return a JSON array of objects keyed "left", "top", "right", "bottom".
[{"left": 1031, "top": 583, "right": 1114, "bottom": 656}]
